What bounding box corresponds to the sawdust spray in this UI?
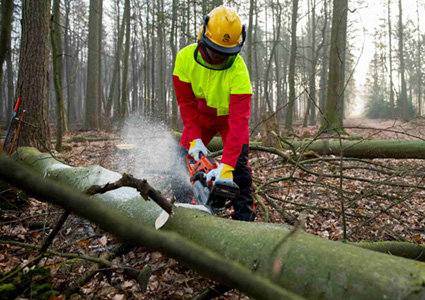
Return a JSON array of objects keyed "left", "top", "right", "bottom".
[{"left": 117, "top": 116, "right": 191, "bottom": 197}]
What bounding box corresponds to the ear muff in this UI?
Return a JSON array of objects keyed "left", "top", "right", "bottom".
[
  {"left": 240, "top": 24, "right": 246, "bottom": 47},
  {"left": 202, "top": 15, "right": 209, "bottom": 38}
]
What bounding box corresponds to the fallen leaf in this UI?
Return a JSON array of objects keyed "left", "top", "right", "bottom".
[{"left": 99, "top": 235, "right": 107, "bottom": 246}]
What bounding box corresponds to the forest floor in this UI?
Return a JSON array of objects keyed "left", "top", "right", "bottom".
[{"left": 1, "top": 117, "right": 425, "bottom": 299}]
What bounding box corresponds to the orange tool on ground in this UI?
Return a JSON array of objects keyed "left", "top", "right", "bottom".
[{"left": 1, "top": 97, "right": 21, "bottom": 151}]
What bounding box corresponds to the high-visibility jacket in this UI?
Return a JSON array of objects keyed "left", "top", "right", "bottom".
[{"left": 173, "top": 43, "right": 252, "bottom": 168}]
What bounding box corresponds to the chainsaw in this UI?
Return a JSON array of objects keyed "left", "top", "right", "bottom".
[{"left": 186, "top": 154, "right": 240, "bottom": 213}]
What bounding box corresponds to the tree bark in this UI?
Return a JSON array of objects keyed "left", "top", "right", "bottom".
[
  {"left": 105, "top": 0, "right": 125, "bottom": 120},
  {"left": 284, "top": 0, "right": 299, "bottom": 129},
  {"left": 416, "top": 0, "right": 422, "bottom": 117},
  {"left": 398, "top": 0, "right": 408, "bottom": 120},
  {"left": 85, "top": 0, "right": 102, "bottom": 130},
  {"left": 170, "top": 0, "right": 178, "bottom": 128},
  {"left": 388, "top": 0, "right": 395, "bottom": 119},
  {"left": 9, "top": 147, "right": 425, "bottom": 300},
  {"left": 0, "top": 0, "right": 13, "bottom": 110},
  {"left": 64, "top": 0, "right": 76, "bottom": 124},
  {"left": 14, "top": 0, "right": 51, "bottom": 150},
  {"left": 319, "top": 0, "right": 348, "bottom": 134},
  {"left": 118, "top": 0, "right": 130, "bottom": 130},
  {"left": 51, "top": 0, "right": 64, "bottom": 152}
]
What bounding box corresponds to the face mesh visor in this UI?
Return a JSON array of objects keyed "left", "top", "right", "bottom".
[{"left": 194, "top": 43, "right": 238, "bottom": 71}]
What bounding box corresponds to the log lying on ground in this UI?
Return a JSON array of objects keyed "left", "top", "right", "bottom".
[
  {"left": 354, "top": 241, "right": 425, "bottom": 262},
  {"left": 285, "top": 139, "right": 425, "bottom": 159},
  {"left": 0, "top": 153, "right": 302, "bottom": 300},
  {"left": 10, "top": 147, "right": 425, "bottom": 300},
  {"left": 174, "top": 132, "right": 425, "bottom": 159}
]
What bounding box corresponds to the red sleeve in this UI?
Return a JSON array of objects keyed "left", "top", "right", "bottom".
[
  {"left": 221, "top": 94, "right": 251, "bottom": 168},
  {"left": 173, "top": 75, "right": 201, "bottom": 143}
]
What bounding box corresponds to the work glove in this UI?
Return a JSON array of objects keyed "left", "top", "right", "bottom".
[
  {"left": 206, "top": 163, "right": 234, "bottom": 186},
  {"left": 188, "top": 139, "right": 208, "bottom": 161}
]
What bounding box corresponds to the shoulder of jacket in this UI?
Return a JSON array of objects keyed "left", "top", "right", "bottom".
[{"left": 177, "top": 43, "right": 197, "bottom": 57}]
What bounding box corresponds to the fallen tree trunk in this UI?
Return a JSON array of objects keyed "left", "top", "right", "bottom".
[
  {"left": 179, "top": 132, "right": 425, "bottom": 159},
  {"left": 0, "top": 152, "right": 302, "bottom": 300},
  {"left": 283, "top": 139, "right": 425, "bottom": 159},
  {"left": 9, "top": 147, "right": 425, "bottom": 300}
]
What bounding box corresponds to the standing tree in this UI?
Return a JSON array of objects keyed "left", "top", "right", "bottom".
[
  {"left": 387, "top": 0, "right": 395, "bottom": 118},
  {"left": 319, "top": 0, "right": 348, "bottom": 134},
  {"left": 0, "top": 0, "right": 14, "bottom": 120},
  {"left": 415, "top": 0, "right": 422, "bottom": 116},
  {"left": 106, "top": 0, "right": 125, "bottom": 121},
  {"left": 118, "top": 0, "right": 130, "bottom": 130},
  {"left": 284, "top": 0, "right": 299, "bottom": 129},
  {"left": 84, "top": 0, "right": 102, "bottom": 130},
  {"left": 397, "top": 0, "right": 408, "bottom": 120},
  {"left": 13, "top": 0, "right": 51, "bottom": 150},
  {"left": 51, "top": 0, "right": 65, "bottom": 152},
  {"left": 170, "top": 0, "right": 178, "bottom": 128}
]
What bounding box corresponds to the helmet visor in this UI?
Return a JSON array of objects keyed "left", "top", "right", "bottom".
[{"left": 194, "top": 43, "right": 237, "bottom": 71}]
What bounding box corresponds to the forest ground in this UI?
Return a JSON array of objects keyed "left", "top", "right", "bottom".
[{"left": 1, "top": 117, "right": 425, "bottom": 299}]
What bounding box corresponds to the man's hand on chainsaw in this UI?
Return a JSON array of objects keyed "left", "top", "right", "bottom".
[
  {"left": 189, "top": 139, "right": 208, "bottom": 161},
  {"left": 206, "top": 163, "right": 234, "bottom": 186}
]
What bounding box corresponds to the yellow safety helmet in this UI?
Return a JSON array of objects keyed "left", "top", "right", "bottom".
[{"left": 194, "top": 6, "right": 246, "bottom": 70}]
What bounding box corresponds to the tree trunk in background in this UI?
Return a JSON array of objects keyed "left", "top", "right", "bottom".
[
  {"left": 337, "top": 0, "right": 348, "bottom": 122},
  {"left": 150, "top": 1, "right": 156, "bottom": 116},
  {"left": 13, "top": 0, "right": 50, "bottom": 150},
  {"left": 64, "top": 0, "right": 76, "bottom": 125},
  {"left": 157, "top": 0, "right": 166, "bottom": 121},
  {"left": 118, "top": 0, "right": 130, "bottom": 130},
  {"left": 97, "top": 0, "right": 103, "bottom": 129},
  {"left": 170, "top": 0, "right": 178, "bottom": 128},
  {"left": 318, "top": 0, "right": 329, "bottom": 121},
  {"left": 0, "top": 0, "right": 14, "bottom": 117},
  {"left": 387, "top": 0, "right": 395, "bottom": 119},
  {"left": 398, "top": 0, "right": 408, "bottom": 120},
  {"left": 416, "top": 0, "right": 422, "bottom": 116},
  {"left": 85, "top": 0, "right": 102, "bottom": 130},
  {"left": 253, "top": 0, "right": 260, "bottom": 124},
  {"left": 6, "top": 40, "right": 14, "bottom": 122},
  {"left": 106, "top": 0, "right": 125, "bottom": 120},
  {"left": 285, "top": 0, "right": 299, "bottom": 129},
  {"left": 308, "top": 0, "right": 317, "bottom": 125},
  {"left": 144, "top": 1, "right": 151, "bottom": 116},
  {"left": 264, "top": 3, "right": 281, "bottom": 113},
  {"left": 51, "top": 0, "right": 65, "bottom": 152},
  {"left": 247, "top": 0, "right": 254, "bottom": 77},
  {"left": 319, "top": 0, "right": 347, "bottom": 134}
]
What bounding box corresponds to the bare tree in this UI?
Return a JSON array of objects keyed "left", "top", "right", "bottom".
[
  {"left": 51, "top": 0, "right": 65, "bottom": 152},
  {"left": 387, "top": 0, "right": 395, "bottom": 118},
  {"left": 415, "top": 0, "right": 422, "bottom": 116},
  {"left": 319, "top": 0, "right": 348, "bottom": 134},
  {"left": 0, "top": 0, "right": 14, "bottom": 120},
  {"left": 118, "top": 0, "right": 130, "bottom": 130},
  {"left": 397, "top": 0, "right": 408, "bottom": 120},
  {"left": 85, "top": 0, "right": 102, "bottom": 130},
  {"left": 284, "top": 0, "right": 299, "bottom": 129}
]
